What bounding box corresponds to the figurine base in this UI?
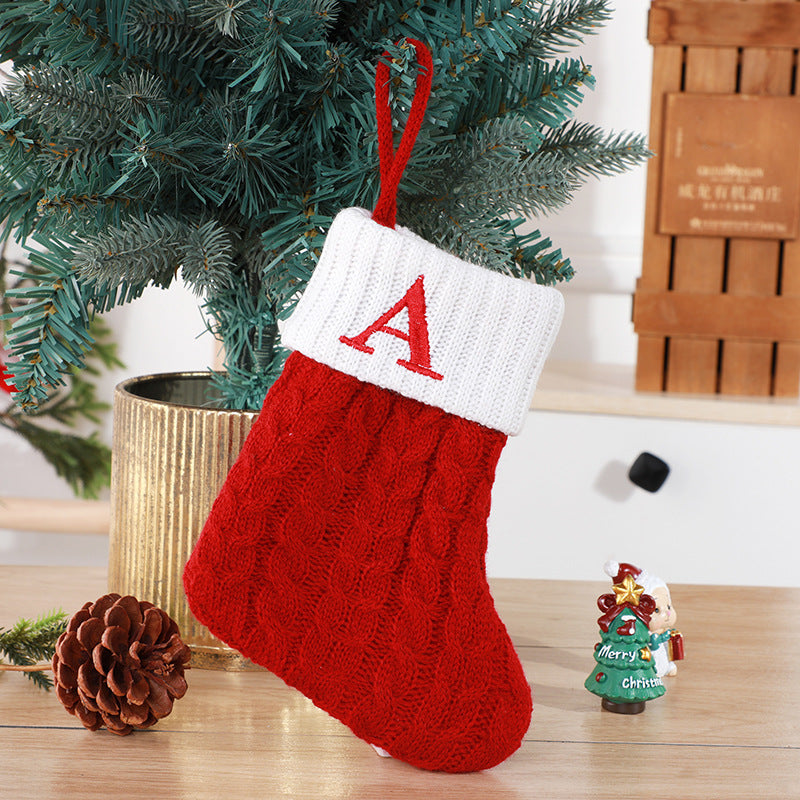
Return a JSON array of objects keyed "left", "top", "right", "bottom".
[{"left": 601, "top": 698, "right": 647, "bottom": 715}]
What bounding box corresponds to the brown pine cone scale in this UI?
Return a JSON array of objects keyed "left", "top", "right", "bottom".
[{"left": 53, "top": 593, "right": 191, "bottom": 735}]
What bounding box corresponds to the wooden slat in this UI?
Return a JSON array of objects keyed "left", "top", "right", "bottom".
[
  {"left": 774, "top": 55, "right": 800, "bottom": 396},
  {"left": 649, "top": 1, "right": 800, "bottom": 48},
  {"left": 639, "top": 47, "right": 684, "bottom": 292},
  {"left": 774, "top": 266, "right": 800, "bottom": 392},
  {"left": 0, "top": 497, "right": 110, "bottom": 534},
  {"left": 720, "top": 9, "right": 794, "bottom": 396},
  {"left": 635, "top": 45, "right": 684, "bottom": 392},
  {"left": 634, "top": 290, "right": 800, "bottom": 340},
  {"left": 776, "top": 242, "right": 800, "bottom": 395},
  {"left": 718, "top": 240, "right": 778, "bottom": 393},
  {"left": 665, "top": 45, "right": 738, "bottom": 393}
]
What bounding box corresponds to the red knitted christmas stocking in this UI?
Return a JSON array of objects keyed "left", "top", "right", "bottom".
[{"left": 183, "top": 41, "right": 564, "bottom": 773}]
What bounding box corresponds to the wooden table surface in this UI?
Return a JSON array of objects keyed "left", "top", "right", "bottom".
[{"left": 1, "top": 566, "right": 798, "bottom": 799}]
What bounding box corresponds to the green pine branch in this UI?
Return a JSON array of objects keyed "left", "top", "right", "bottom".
[
  {"left": 0, "top": 610, "right": 68, "bottom": 691},
  {"left": 402, "top": 202, "right": 572, "bottom": 285},
  {"left": 204, "top": 282, "right": 286, "bottom": 410},
  {"left": 522, "top": 56, "right": 595, "bottom": 128},
  {"left": 2, "top": 243, "right": 94, "bottom": 408},
  {"left": 0, "top": 306, "right": 121, "bottom": 497},
  {"left": 7, "top": 65, "right": 121, "bottom": 143},
  {"left": 260, "top": 197, "right": 326, "bottom": 308},
  {"left": 0, "top": 0, "right": 129, "bottom": 74},
  {"left": 72, "top": 213, "right": 181, "bottom": 290},
  {"left": 128, "top": 0, "right": 237, "bottom": 64},
  {"left": 189, "top": 0, "right": 252, "bottom": 40},
  {"left": 527, "top": 0, "right": 614, "bottom": 58},
  {"left": 2, "top": 241, "right": 121, "bottom": 498},
  {"left": 453, "top": 53, "right": 594, "bottom": 135},
  {"left": 71, "top": 212, "right": 238, "bottom": 295},
  {"left": 227, "top": 0, "right": 340, "bottom": 95},
  {"left": 537, "top": 120, "right": 653, "bottom": 181},
  {"left": 2, "top": 418, "right": 112, "bottom": 498},
  {"left": 428, "top": 115, "right": 575, "bottom": 220},
  {"left": 199, "top": 98, "right": 294, "bottom": 218},
  {"left": 179, "top": 218, "right": 237, "bottom": 295},
  {"left": 508, "top": 220, "right": 575, "bottom": 283},
  {"left": 0, "top": 100, "right": 46, "bottom": 178},
  {"left": 389, "top": 0, "right": 534, "bottom": 63}
]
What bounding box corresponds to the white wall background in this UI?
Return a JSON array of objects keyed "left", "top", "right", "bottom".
[
  {"left": 489, "top": 411, "right": 800, "bottom": 587},
  {"left": 4, "top": 4, "right": 797, "bottom": 587}
]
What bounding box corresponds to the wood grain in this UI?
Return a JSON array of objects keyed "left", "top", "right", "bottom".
[
  {"left": 2, "top": 566, "right": 799, "bottom": 799},
  {"left": 720, "top": 0, "right": 794, "bottom": 395},
  {"left": 534, "top": 360, "right": 800, "bottom": 425},
  {"left": 635, "top": 44, "right": 683, "bottom": 392},
  {"left": 665, "top": 44, "right": 738, "bottom": 393},
  {"left": 633, "top": 290, "right": 800, "bottom": 340},
  {"left": 649, "top": 0, "right": 800, "bottom": 48},
  {"left": 774, "top": 52, "right": 800, "bottom": 396},
  {"left": 0, "top": 497, "right": 110, "bottom": 534}
]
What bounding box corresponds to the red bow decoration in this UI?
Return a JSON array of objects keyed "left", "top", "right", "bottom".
[{"left": 596, "top": 591, "right": 656, "bottom": 633}]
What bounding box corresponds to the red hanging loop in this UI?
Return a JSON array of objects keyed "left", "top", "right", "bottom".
[{"left": 372, "top": 39, "right": 433, "bottom": 229}]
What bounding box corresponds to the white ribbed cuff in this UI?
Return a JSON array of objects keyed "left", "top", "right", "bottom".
[{"left": 282, "top": 207, "right": 563, "bottom": 435}]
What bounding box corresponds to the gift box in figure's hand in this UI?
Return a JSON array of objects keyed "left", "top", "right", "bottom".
[{"left": 669, "top": 630, "right": 685, "bottom": 662}]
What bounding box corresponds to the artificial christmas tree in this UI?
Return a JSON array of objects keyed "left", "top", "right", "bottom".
[
  {"left": 0, "top": 0, "right": 649, "bottom": 409},
  {"left": 585, "top": 572, "right": 665, "bottom": 713}
]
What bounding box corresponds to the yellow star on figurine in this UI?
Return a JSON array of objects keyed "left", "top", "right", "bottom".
[{"left": 613, "top": 574, "right": 645, "bottom": 606}]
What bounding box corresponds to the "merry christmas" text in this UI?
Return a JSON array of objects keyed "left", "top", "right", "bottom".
[
  {"left": 621, "top": 676, "right": 663, "bottom": 689},
  {"left": 597, "top": 643, "right": 636, "bottom": 663}
]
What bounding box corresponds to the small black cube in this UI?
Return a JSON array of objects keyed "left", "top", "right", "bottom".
[{"left": 628, "top": 452, "right": 670, "bottom": 493}]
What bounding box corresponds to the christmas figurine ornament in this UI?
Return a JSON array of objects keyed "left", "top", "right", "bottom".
[
  {"left": 184, "top": 40, "right": 563, "bottom": 773},
  {"left": 585, "top": 564, "right": 665, "bottom": 714},
  {"left": 603, "top": 561, "right": 684, "bottom": 677},
  {"left": 52, "top": 594, "right": 191, "bottom": 735}
]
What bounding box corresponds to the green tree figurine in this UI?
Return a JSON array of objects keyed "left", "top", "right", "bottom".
[
  {"left": 585, "top": 573, "right": 666, "bottom": 714},
  {"left": 0, "top": 0, "right": 650, "bottom": 412}
]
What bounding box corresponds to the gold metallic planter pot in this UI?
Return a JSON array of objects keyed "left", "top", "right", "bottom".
[{"left": 108, "top": 372, "right": 258, "bottom": 670}]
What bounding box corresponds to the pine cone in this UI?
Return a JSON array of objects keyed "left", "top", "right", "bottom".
[{"left": 52, "top": 594, "right": 191, "bottom": 735}]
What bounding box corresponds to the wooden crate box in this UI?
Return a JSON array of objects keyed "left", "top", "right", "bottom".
[{"left": 633, "top": 0, "right": 800, "bottom": 396}]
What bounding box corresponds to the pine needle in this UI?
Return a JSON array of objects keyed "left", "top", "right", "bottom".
[{"left": 0, "top": 610, "right": 68, "bottom": 691}]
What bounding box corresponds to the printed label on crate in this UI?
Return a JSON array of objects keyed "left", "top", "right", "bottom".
[{"left": 658, "top": 94, "right": 800, "bottom": 239}]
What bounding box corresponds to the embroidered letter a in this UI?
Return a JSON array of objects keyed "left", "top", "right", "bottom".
[{"left": 339, "top": 275, "right": 443, "bottom": 380}]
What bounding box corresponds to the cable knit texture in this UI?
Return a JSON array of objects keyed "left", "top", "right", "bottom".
[
  {"left": 282, "top": 207, "right": 564, "bottom": 436},
  {"left": 183, "top": 352, "right": 532, "bottom": 773}
]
